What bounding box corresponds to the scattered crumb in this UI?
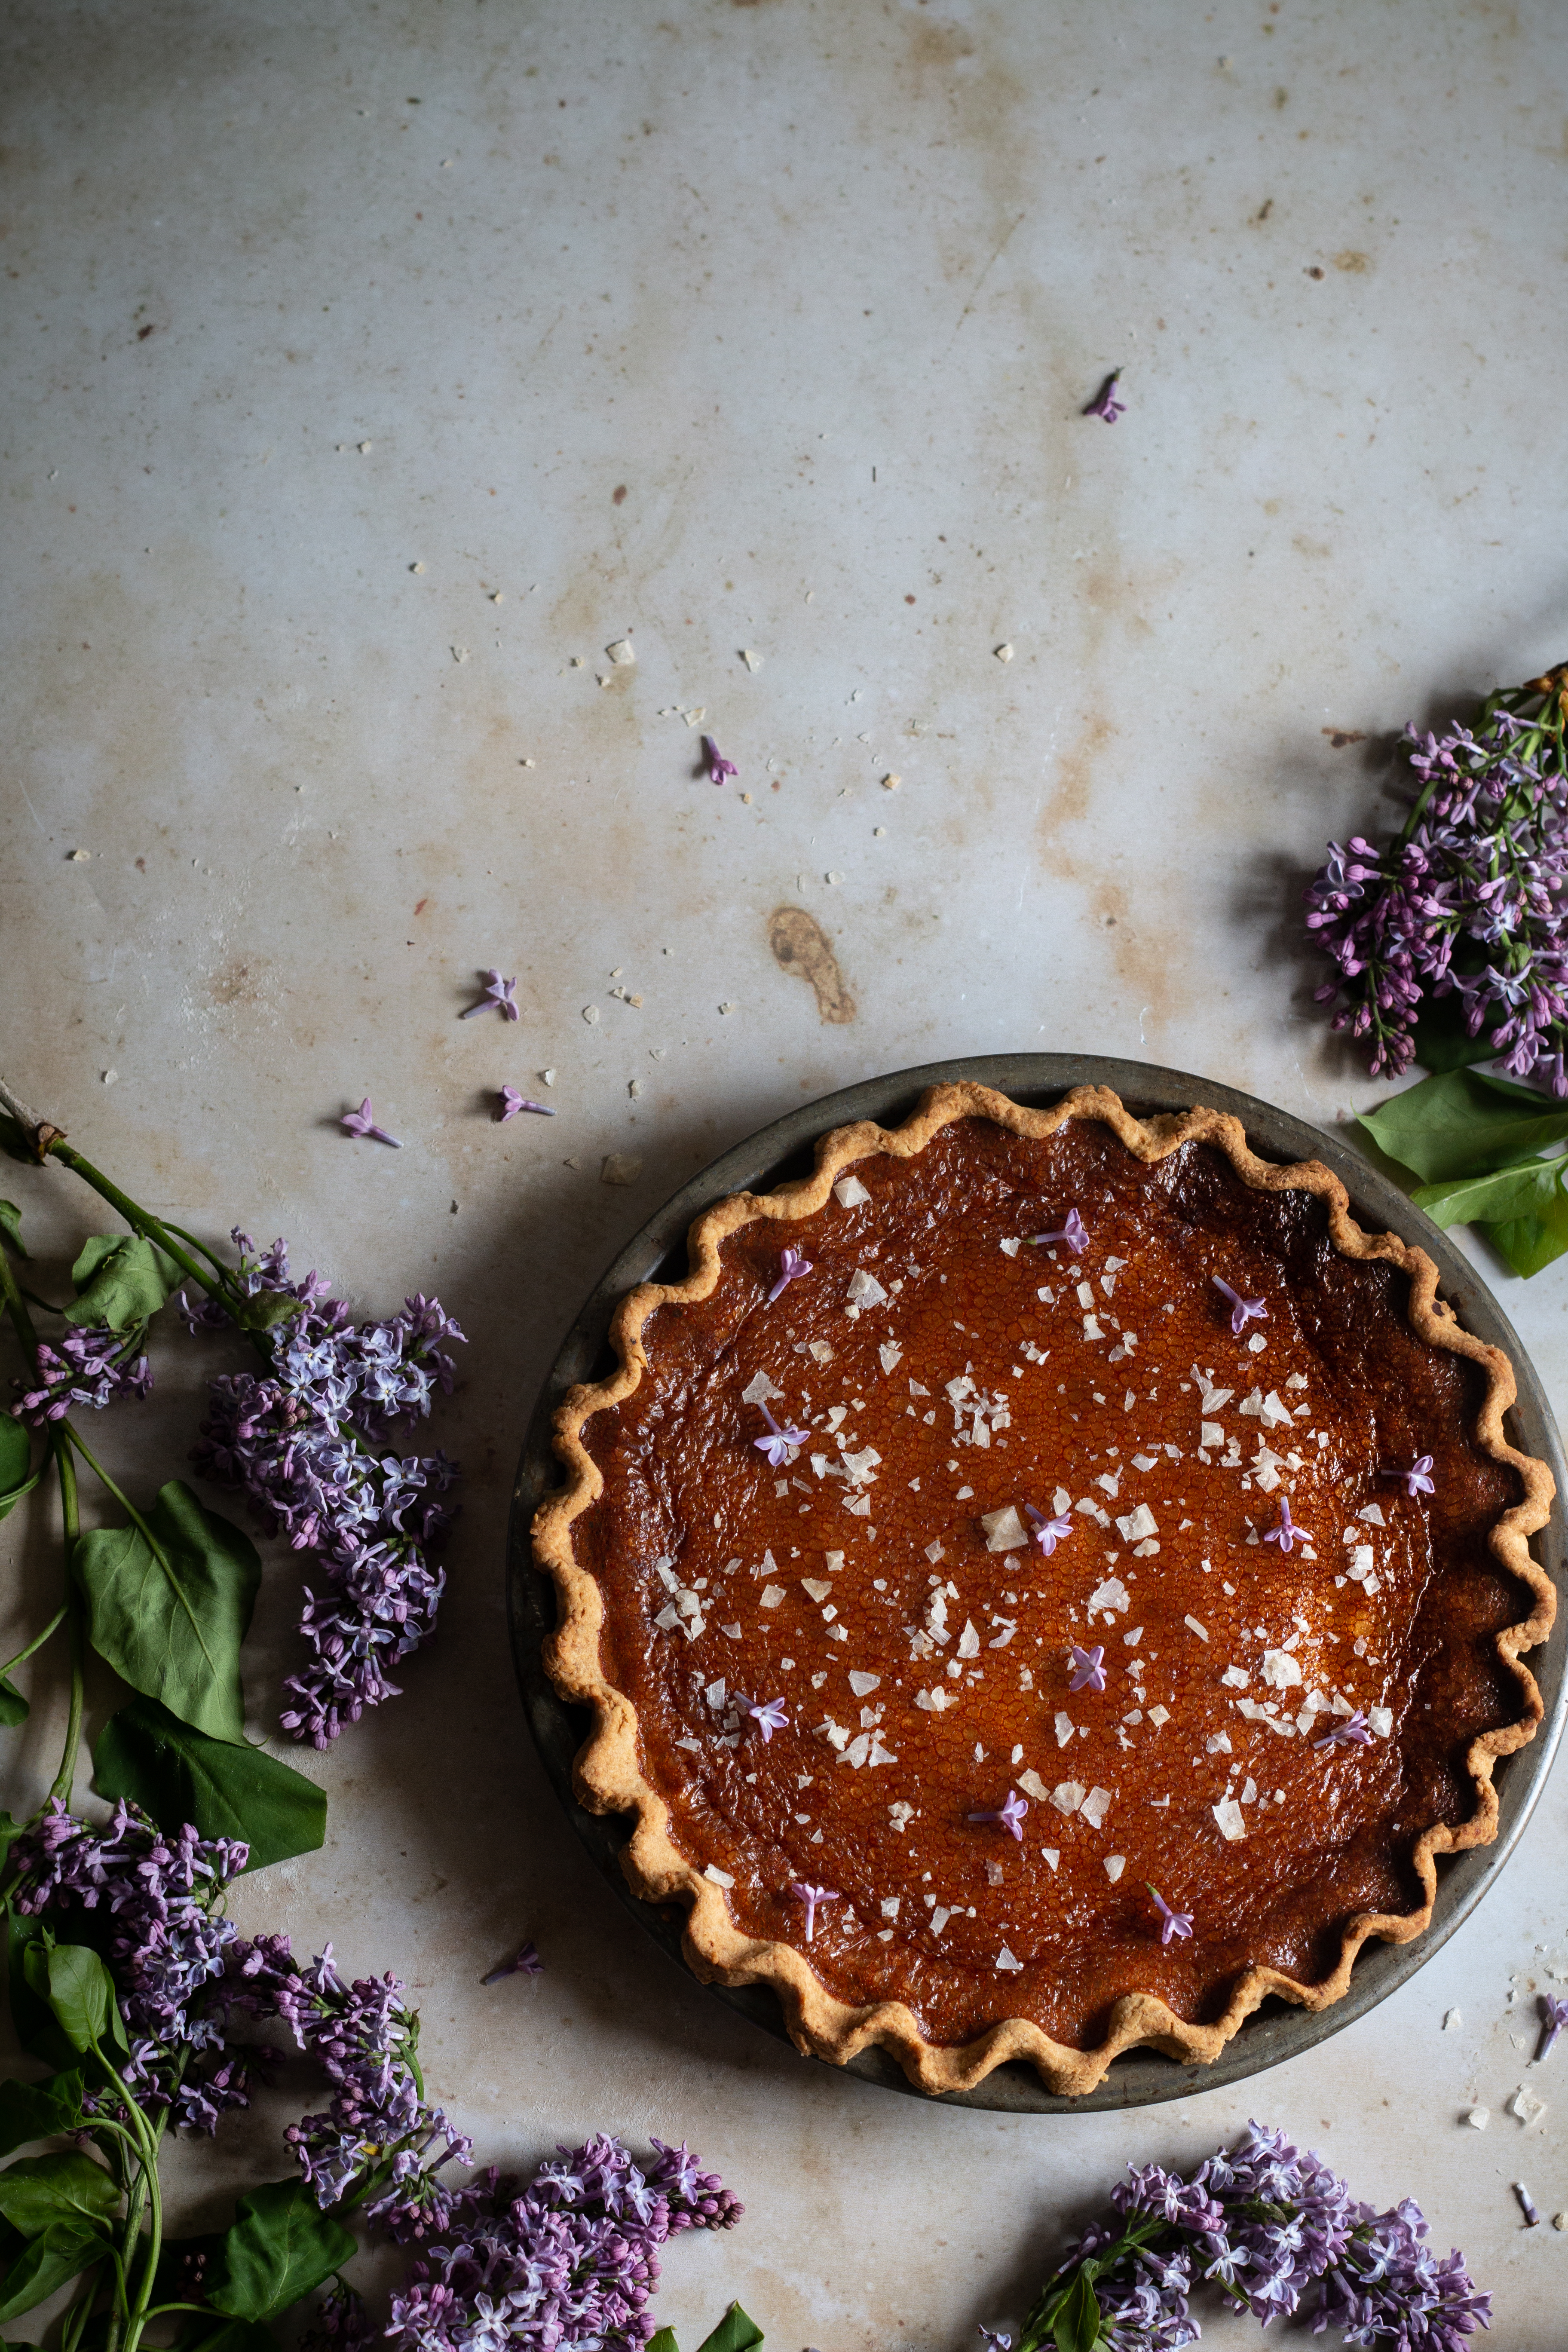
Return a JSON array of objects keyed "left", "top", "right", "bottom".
[
  {"left": 409, "top": 561, "right": 425, "bottom": 573},
  {"left": 1444, "top": 2008, "right": 1462, "bottom": 2030},
  {"left": 582, "top": 1006, "right": 600, "bottom": 1024},
  {"left": 542, "top": 1069, "right": 556, "bottom": 1085},
  {"left": 605, "top": 638, "right": 635, "bottom": 665},
  {"left": 601, "top": 1154, "right": 643, "bottom": 1186},
  {"left": 882, "top": 773, "right": 901, "bottom": 791},
  {"left": 358, "top": 440, "right": 372, "bottom": 453},
  {"left": 67, "top": 848, "right": 90, "bottom": 862},
  {"left": 1465, "top": 2109, "right": 1489, "bottom": 2130},
  {"left": 994, "top": 643, "right": 1014, "bottom": 662},
  {"left": 718, "top": 1001, "right": 736, "bottom": 1015},
  {"left": 740, "top": 647, "right": 763, "bottom": 670},
  {"left": 101, "top": 1070, "right": 117, "bottom": 1086}
]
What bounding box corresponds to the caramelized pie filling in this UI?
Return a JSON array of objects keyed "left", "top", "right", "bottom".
[{"left": 575, "top": 1118, "right": 1527, "bottom": 2051}]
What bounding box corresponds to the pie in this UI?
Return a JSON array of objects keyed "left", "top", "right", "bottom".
[{"left": 533, "top": 1082, "right": 1556, "bottom": 2096}]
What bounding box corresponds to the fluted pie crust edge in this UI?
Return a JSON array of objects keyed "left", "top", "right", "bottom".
[{"left": 532, "top": 1081, "right": 1557, "bottom": 2096}]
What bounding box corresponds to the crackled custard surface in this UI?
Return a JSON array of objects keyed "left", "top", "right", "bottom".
[{"left": 574, "top": 1117, "right": 1526, "bottom": 2050}]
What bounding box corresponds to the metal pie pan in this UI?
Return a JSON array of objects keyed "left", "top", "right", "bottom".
[{"left": 506, "top": 1054, "right": 1566, "bottom": 2113}]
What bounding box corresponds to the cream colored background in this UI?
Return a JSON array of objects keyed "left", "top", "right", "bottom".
[{"left": 3, "top": 1, "right": 1568, "bottom": 2344}]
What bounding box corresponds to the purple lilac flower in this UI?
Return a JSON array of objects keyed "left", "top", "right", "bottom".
[
  {"left": 1382, "top": 1453, "right": 1436, "bottom": 1498},
  {"left": 751, "top": 1400, "right": 808, "bottom": 1467},
  {"left": 1068, "top": 1643, "right": 1106, "bottom": 1693},
  {"left": 1147, "top": 1886, "right": 1194, "bottom": 1946},
  {"left": 1305, "top": 679, "right": 1568, "bottom": 1087},
  {"left": 978, "top": 2332, "right": 1013, "bottom": 2352},
  {"left": 1314, "top": 1709, "right": 1372, "bottom": 1752},
  {"left": 1264, "top": 1497, "right": 1310, "bottom": 1554},
  {"left": 744, "top": 1696, "right": 789, "bottom": 1742},
  {"left": 188, "top": 1236, "right": 463, "bottom": 1745},
  {"left": 1032, "top": 1207, "right": 1089, "bottom": 1254},
  {"left": 7, "top": 1800, "right": 292, "bottom": 2133},
  {"left": 1025, "top": 1503, "right": 1075, "bottom": 1556},
  {"left": 701, "top": 736, "right": 738, "bottom": 787},
  {"left": 1537, "top": 1994, "right": 1568, "bottom": 2061},
  {"left": 1084, "top": 371, "right": 1125, "bottom": 423},
  {"left": 281, "top": 1945, "right": 473, "bottom": 2238},
  {"left": 341, "top": 1097, "right": 403, "bottom": 1147},
  {"left": 788, "top": 1883, "right": 838, "bottom": 1942},
  {"left": 482, "top": 1942, "right": 543, "bottom": 1986},
  {"left": 498, "top": 1087, "right": 554, "bottom": 1121},
  {"left": 385, "top": 2135, "right": 740, "bottom": 2352},
  {"left": 1513, "top": 2181, "right": 1541, "bottom": 2227},
  {"left": 1213, "top": 1275, "right": 1267, "bottom": 1335},
  {"left": 968, "top": 1788, "right": 1028, "bottom": 1842},
  {"left": 766, "top": 1246, "right": 812, "bottom": 1304},
  {"left": 460, "top": 970, "right": 519, "bottom": 1021},
  {"left": 14, "top": 1327, "right": 153, "bottom": 1426}
]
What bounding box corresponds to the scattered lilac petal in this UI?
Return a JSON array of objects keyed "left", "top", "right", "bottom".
[
  {"left": 1025, "top": 1502, "right": 1075, "bottom": 1556},
  {"left": 1381, "top": 1454, "right": 1436, "bottom": 1498},
  {"left": 701, "top": 735, "right": 738, "bottom": 786},
  {"left": 1537, "top": 1994, "right": 1568, "bottom": 2062},
  {"left": 752, "top": 1399, "right": 808, "bottom": 1467},
  {"left": 341, "top": 1097, "right": 403, "bottom": 1148},
  {"left": 482, "top": 1940, "right": 542, "bottom": 1985},
  {"left": 766, "top": 1246, "right": 813, "bottom": 1304},
  {"left": 789, "top": 1881, "right": 839, "bottom": 1942},
  {"left": 1068, "top": 1643, "right": 1106, "bottom": 1694},
  {"left": 967, "top": 1788, "right": 1028, "bottom": 1842},
  {"left": 745, "top": 1696, "right": 789, "bottom": 1743},
  {"left": 1514, "top": 2180, "right": 1541, "bottom": 2228},
  {"left": 1146, "top": 1885, "right": 1194, "bottom": 1945},
  {"left": 498, "top": 1086, "right": 555, "bottom": 1121},
  {"left": 1031, "top": 1207, "right": 1089, "bottom": 1254},
  {"left": 1264, "top": 1496, "right": 1309, "bottom": 1553},
  {"left": 459, "top": 969, "right": 519, "bottom": 1021},
  {"left": 1314, "top": 1710, "right": 1372, "bottom": 1752},
  {"left": 1084, "top": 371, "right": 1125, "bottom": 423},
  {"left": 1213, "top": 1275, "right": 1267, "bottom": 1335}
]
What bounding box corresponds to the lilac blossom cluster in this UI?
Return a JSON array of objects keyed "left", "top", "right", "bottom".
[
  {"left": 1022, "top": 2122, "right": 1489, "bottom": 2352},
  {"left": 14, "top": 1326, "right": 153, "bottom": 1425},
  {"left": 7, "top": 1799, "right": 289, "bottom": 2133},
  {"left": 386, "top": 2132, "right": 741, "bottom": 2352},
  {"left": 1305, "top": 684, "right": 1568, "bottom": 1086},
  {"left": 187, "top": 1232, "right": 463, "bottom": 1746},
  {"left": 281, "top": 1946, "right": 473, "bottom": 2239}
]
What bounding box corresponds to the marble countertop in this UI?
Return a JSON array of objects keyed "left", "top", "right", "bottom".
[{"left": 3, "top": 2, "right": 1567, "bottom": 2343}]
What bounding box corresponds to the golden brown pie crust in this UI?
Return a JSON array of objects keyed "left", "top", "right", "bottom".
[{"left": 532, "top": 1082, "right": 1557, "bottom": 2095}]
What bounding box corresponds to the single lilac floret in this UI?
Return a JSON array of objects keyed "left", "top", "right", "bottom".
[
  {"left": 745, "top": 1696, "right": 789, "bottom": 1742},
  {"left": 752, "top": 1399, "right": 808, "bottom": 1467},
  {"left": 1025, "top": 1502, "right": 1075, "bottom": 1556},
  {"left": 1084, "top": 370, "right": 1125, "bottom": 422},
  {"left": 1031, "top": 1207, "right": 1089, "bottom": 1254},
  {"left": 789, "top": 1882, "right": 839, "bottom": 1942},
  {"left": 767, "top": 1246, "right": 813, "bottom": 1304},
  {"left": 1068, "top": 1643, "right": 1106, "bottom": 1694},
  {"left": 1264, "top": 1496, "right": 1309, "bottom": 1553},
  {"left": 1146, "top": 1884, "right": 1194, "bottom": 1945},
  {"left": 968, "top": 1788, "right": 1028, "bottom": 1841},
  {"left": 1213, "top": 1274, "right": 1267, "bottom": 1334},
  {"left": 1537, "top": 1993, "right": 1568, "bottom": 2061},
  {"left": 977, "top": 2332, "right": 1013, "bottom": 2352},
  {"left": 15, "top": 1328, "right": 153, "bottom": 1426},
  {"left": 460, "top": 969, "right": 519, "bottom": 1021},
  {"left": 482, "top": 1940, "right": 543, "bottom": 1985},
  {"left": 701, "top": 735, "right": 738, "bottom": 786},
  {"left": 1382, "top": 1452, "right": 1436, "bottom": 1498},
  {"left": 498, "top": 1086, "right": 555, "bottom": 1121},
  {"left": 341, "top": 1097, "right": 402, "bottom": 1147},
  {"left": 1314, "top": 1709, "right": 1372, "bottom": 1752}
]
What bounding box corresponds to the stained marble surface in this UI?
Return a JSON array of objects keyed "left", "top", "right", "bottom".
[{"left": 3, "top": 1, "right": 1568, "bottom": 2343}]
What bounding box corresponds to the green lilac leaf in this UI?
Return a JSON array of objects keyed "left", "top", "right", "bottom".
[
  {"left": 41, "top": 1947, "right": 114, "bottom": 2055},
  {"left": 207, "top": 2180, "right": 355, "bottom": 2322},
  {"left": 646, "top": 2331, "right": 681, "bottom": 2352},
  {"left": 1053, "top": 2269, "right": 1103, "bottom": 2352},
  {"left": 693, "top": 2307, "right": 765, "bottom": 2352},
  {"left": 75, "top": 1481, "right": 260, "bottom": 1744},
  {"left": 0, "top": 1678, "right": 26, "bottom": 1728},
  {"left": 231, "top": 1292, "right": 306, "bottom": 1334},
  {"left": 1482, "top": 1185, "right": 1568, "bottom": 1279},
  {"left": 0, "top": 1204, "right": 26, "bottom": 1259},
  {"left": 0, "top": 2153, "right": 121, "bottom": 2236},
  {"left": 4, "top": 1917, "right": 79, "bottom": 2073},
  {"left": 0, "top": 2218, "right": 108, "bottom": 2322},
  {"left": 0, "top": 1415, "right": 31, "bottom": 1505},
  {"left": 1411, "top": 995, "right": 1496, "bottom": 1075},
  {"left": 1410, "top": 1160, "right": 1567, "bottom": 1228},
  {"left": 93, "top": 1697, "right": 326, "bottom": 1871},
  {"left": 0, "top": 2074, "right": 85, "bottom": 2160},
  {"left": 1358, "top": 1070, "right": 1568, "bottom": 1183},
  {"left": 64, "top": 1236, "right": 182, "bottom": 1331}
]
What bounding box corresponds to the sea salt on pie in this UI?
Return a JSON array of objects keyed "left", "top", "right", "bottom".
[{"left": 533, "top": 1083, "right": 1555, "bottom": 2095}]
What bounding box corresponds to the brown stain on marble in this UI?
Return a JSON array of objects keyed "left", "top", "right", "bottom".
[
  {"left": 768, "top": 907, "right": 855, "bottom": 1025},
  {"left": 1040, "top": 711, "right": 1114, "bottom": 847}
]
